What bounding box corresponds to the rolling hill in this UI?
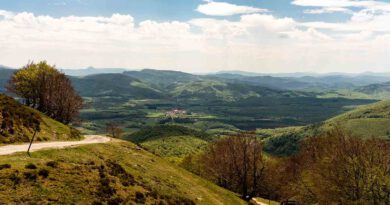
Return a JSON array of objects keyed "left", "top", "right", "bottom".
[
  {"left": 124, "top": 69, "right": 202, "bottom": 87},
  {"left": 353, "top": 81, "right": 390, "bottom": 99},
  {"left": 124, "top": 125, "right": 211, "bottom": 163},
  {"left": 261, "top": 99, "right": 390, "bottom": 156},
  {"left": 214, "top": 72, "right": 390, "bottom": 91},
  {"left": 70, "top": 73, "right": 164, "bottom": 98},
  {"left": 322, "top": 99, "right": 390, "bottom": 138},
  {"left": 0, "top": 141, "right": 245, "bottom": 205},
  {"left": 62, "top": 67, "right": 126, "bottom": 76},
  {"left": 0, "top": 94, "right": 81, "bottom": 144},
  {"left": 168, "top": 80, "right": 310, "bottom": 102},
  {"left": 212, "top": 73, "right": 312, "bottom": 90}
]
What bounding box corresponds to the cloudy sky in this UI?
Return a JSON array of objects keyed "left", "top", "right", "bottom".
[{"left": 1, "top": 0, "right": 390, "bottom": 73}]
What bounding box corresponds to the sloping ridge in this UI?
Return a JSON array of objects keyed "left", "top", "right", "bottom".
[
  {"left": 70, "top": 73, "right": 164, "bottom": 98},
  {"left": 323, "top": 99, "right": 390, "bottom": 138},
  {"left": 0, "top": 140, "right": 245, "bottom": 204},
  {"left": 0, "top": 94, "right": 80, "bottom": 144}
]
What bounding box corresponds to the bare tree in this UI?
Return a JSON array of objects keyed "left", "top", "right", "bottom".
[
  {"left": 106, "top": 122, "right": 123, "bottom": 139},
  {"left": 281, "top": 129, "right": 390, "bottom": 204},
  {"left": 200, "top": 133, "right": 266, "bottom": 199}
]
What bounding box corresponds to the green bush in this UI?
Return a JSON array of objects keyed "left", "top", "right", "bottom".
[
  {"left": 45, "top": 161, "right": 58, "bottom": 168},
  {"left": 135, "top": 191, "right": 145, "bottom": 203},
  {"left": 0, "top": 164, "right": 11, "bottom": 170},
  {"left": 38, "top": 169, "right": 49, "bottom": 178},
  {"left": 25, "top": 163, "right": 37, "bottom": 170}
]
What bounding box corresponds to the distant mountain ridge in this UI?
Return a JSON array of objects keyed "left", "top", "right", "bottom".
[
  {"left": 0, "top": 67, "right": 15, "bottom": 93},
  {"left": 124, "top": 69, "right": 202, "bottom": 87},
  {"left": 70, "top": 73, "right": 164, "bottom": 98},
  {"left": 61, "top": 67, "right": 127, "bottom": 76},
  {"left": 3, "top": 66, "right": 390, "bottom": 97}
]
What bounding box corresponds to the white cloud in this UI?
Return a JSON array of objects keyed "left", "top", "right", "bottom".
[
  {"left": 0, "top": 8, "right": 390, "bottom": 73},
  {"left": 304, "top": 7, "right": 353, "bottom": 14},
  {"left": 293, "top": 0, "right": 390, "bottom": 14},
  {"left": 292, "top": 0, "right": 380, "bottom": 8},
  {"left": 300, "top": 11, "right": 390, "bottom": 32},
  {"left": 196, "top": 0, "right": 268, "bottom": 16},
  {"left": 240, "top": 14, "right": 296, "bottom": 32}
]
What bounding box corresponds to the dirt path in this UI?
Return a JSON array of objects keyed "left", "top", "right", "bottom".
[
  {"left": 252, "top": 198, "right": 270, "bottom": 205},
  {"left": 0, "top": 135, "right": 111, "bottom": 155}
]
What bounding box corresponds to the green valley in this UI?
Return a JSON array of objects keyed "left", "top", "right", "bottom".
[{"left": 1, "top": 65, "right": 390, "bottom": 204}]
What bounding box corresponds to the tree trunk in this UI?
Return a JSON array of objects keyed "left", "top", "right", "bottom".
[{"left": 27, "top": 130, "right": 37, "bottom": 157}]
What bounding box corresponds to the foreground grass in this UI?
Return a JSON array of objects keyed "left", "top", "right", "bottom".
[{"left": 0, "top": 141, "right": 246, "bottom": 205}]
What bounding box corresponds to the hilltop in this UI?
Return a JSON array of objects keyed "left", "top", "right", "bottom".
[
  {"left": 0, "top": 141, "right": 245, "bottom": 205},
  {"left": 124, "top": 69, "right": 202, "bottom": 87},
  {"left": 261, "top": 99, "right": 390, "bottom": 156},
  {"left": 124, "top": 125, "right": 211, "bottom": 163},
  {"left": 353, "top": 81, "right": 390, "bottom": 99},
  {"left": 322, "top": 99, "right": 390, "bottom": 138},
  {"left": 169, "top": 80, "right": 310, "bottom": 102},
  {"left": 70, "top": 73, "right": 164, "bottom": 99},
  {"left": 0, "top": 94, "right": 80, "bottom": 144},
  {"left": 62, "top": 67, "right": 126, "bottom": 76}
]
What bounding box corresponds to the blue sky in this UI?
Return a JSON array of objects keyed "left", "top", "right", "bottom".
[
  {"left": 1, "top": 0, "right": 390, "bottom": 73},
  {"left": 0, "top": 0, "right": 351, "bottom": 22}
]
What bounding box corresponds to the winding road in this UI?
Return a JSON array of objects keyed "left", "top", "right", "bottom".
[{"left": 0, "top": 135, "right": 110, "bottom": 155}]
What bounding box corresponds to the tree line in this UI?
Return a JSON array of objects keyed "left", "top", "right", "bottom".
[
  {"left": 182, "top": 129, "right": 390, "bottom": 204},
  {"left": 7, "top": 61, "right": 82, "bottom": 124}
]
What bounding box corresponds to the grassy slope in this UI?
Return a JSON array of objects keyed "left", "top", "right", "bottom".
[
  {"left": 353, "top": 81, "right": 390, "bottom": 99},
  {"left": 124, "top": 125, "right": 211, "bottom": 163},
  {"left": 0, "top": 94, "right": 80, "bottom": 144},
  {"left": 322, "top": 99, "right": 390, "bottom": 138},
  {"left": 32, "top": 108, "right": 81, "bottom": 142},
  {"left": 0, "top": 141, "right": 245, "bottom": 205},
  {"left": 140, "top": 135, "right": 209, "bottom": 163},
  {"left": 261, "top": 100, "right": 390, "bottom": 156}
]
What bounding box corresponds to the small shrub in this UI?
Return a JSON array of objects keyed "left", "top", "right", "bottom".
[
  {"left": 108, "top": 197, "right": 123, "bottom": 205},
  {"left": 25, "top": 163, "right": 37, "bottom": 169},
  {"left": 0, "top": 164, "right": 11, "bottom": 170},
  {"left": 38, "top": 169, "right": 49, "bottom": 178},
  {"left": 147, "top": 190, "right": 159, "bottom": 199},
  {"left": 46, "top": 161, "right": 58, "bottom": 168},
  {"left": 135, "top": 191, "right": 145, "bottom": 203},
  {"left": 158, "top": 201, "right": 168, "bottom": 205},
  {"left": 23, "top": 172, "right": 37, "bottom": 181},
  {"left": 91, "top": 201, "right": 103, "bottom": 205},
  {"left": 106, "top": 160, "right": 135, "bottom": 186},
  {"left": 97, "top": 167, "right": 116, "bottom": 198},
  {"left": 9, "top": 172, "right": 21, "bottom": 186},
  {"left": 70, "top": 127, "right": 82, "bottom": 139},
  {"left": 97, "top": 178, "right": 116, "bottom": 198}
]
